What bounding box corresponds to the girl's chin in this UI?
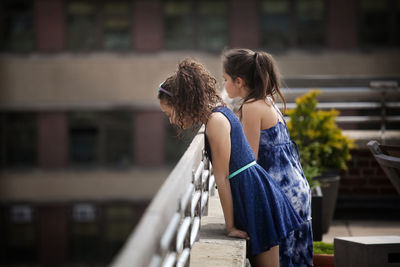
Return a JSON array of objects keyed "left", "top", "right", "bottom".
[
  {"left": 182, "top": 123, "right": 191, "bottom": 130},
  {"left": 182, "top": 121, "right": 200, "bottom": 130}
]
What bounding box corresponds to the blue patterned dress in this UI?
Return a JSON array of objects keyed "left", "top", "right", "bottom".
[
  {"left": 257, "top": 98, "right": 314, "bottom": 266},
  {"left": 204, "top": 106, "right": 304, "bottom": 256}
]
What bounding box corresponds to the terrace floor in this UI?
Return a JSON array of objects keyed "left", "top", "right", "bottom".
[{"left": 323, "top": 219, "right": 400, "bottom": 243}]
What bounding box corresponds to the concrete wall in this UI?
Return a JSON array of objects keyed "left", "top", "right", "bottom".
[
  {"left": 0, "top": 168, "right": 170, "bottom": 202},
  {"left": 1, "top": 51, "right": 400, "bottom": 109}
]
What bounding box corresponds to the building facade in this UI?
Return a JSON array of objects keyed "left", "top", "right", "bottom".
[{"left": 0, "top": 0, "right": 399, "bottom": 264}]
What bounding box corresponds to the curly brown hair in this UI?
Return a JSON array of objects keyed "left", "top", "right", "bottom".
[{"left": 158, "top": 58, "right": 225, "bottom": 129}]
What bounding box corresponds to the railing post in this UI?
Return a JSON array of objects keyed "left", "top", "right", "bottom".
[{"left": 370, "top": 80, "right": 398, "bottom": 144}]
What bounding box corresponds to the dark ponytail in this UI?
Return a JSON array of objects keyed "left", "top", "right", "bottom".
[{"left": 222, "top": 48, "right": 286, "bottom": 115}]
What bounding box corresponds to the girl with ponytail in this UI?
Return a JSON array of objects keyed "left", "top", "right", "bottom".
[
  {"left": 158, "top": 58, "right": 303, "bottom": 267},
  {"left": 222, "top": 49, "right": 313, "bottom": 266}
]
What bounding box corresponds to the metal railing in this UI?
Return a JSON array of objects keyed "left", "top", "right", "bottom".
[{"left": 111, "top": 126, "right": 215, "bottom": 267}]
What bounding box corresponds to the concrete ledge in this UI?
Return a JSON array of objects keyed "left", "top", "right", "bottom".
[{"left": 190, "top": 193, "right": 247, "bottom": 267}]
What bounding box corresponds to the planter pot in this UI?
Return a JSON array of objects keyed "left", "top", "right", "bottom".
[
  {"left": 313, "top": 254, "right": 334, "bottom": 267},
  {"left": 311, "top": 185, "right": 323, "bottom": 241},
  {"left": 317, "top": 175, "right": 340, "bottom": 234}
]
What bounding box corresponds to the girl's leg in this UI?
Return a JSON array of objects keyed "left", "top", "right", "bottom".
[{"left": 254, "top": 245, "right": 279, "bottom": 267}]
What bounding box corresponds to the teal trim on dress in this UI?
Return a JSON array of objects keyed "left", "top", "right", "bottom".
[{"left": 229, "top": 161, "right": 257, "bottom": 179}]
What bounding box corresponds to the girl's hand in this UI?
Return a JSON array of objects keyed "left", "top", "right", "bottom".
[{"left": 227, "top": 227, "right": 250, "bottom": 240}]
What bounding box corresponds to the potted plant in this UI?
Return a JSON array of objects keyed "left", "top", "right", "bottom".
[
  {"left": 287, "top": 90, "right": 354, "bottom": 234},
  {"left": 313, "top": 241, "right": 334, "bottom": 267}
]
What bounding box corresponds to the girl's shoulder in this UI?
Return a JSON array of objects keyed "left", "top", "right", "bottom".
[
  {"left": 242, "top": 98, "right": 280, "bottom": 128},
  {"left": 242, "top": 98, "right": 274, "bottom": 115},
  {"left": 205, "top": 111, "right": 231, "bottom": 138},
  {"left": 207, "top": 110, "right": 231, "bottom": 127}
]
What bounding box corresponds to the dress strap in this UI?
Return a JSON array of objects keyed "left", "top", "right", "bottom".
[
  {"left": 229, "top": 161, "right": 256, "bottom": 179},
  {"left": 267, "top": 97, "right": 286, "bottom": 126},
  {"left": 291, "top": 140, "right": 301, "bottom": 161}
]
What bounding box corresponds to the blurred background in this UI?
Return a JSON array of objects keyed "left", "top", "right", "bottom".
[{"left": 0, "top": 0, "right": 399, "bottom": 266}]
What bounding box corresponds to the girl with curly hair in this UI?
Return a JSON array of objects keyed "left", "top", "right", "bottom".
[
  {"left": 158, "top": 58, "right": 303, "bottom": 267},
  {"left": 222, "top": 48, "right": 313, "bottom": 266}
]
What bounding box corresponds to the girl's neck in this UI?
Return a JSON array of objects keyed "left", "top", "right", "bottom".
[{"left": 239, "top": 86, "right": 250, "bottom": 99}]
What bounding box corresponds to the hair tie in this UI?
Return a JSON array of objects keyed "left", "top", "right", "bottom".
[
  {"left": 254, "top": 52, "right": 258, "bottom": 59},
  {"left": 158, "top": 83, "right": 173, "bottom": 97}
]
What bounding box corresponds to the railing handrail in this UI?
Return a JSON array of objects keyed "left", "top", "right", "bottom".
[
  {"left": 281, "top": 85, "right": 399, "bottom": 102},
  {"left": 111, "top": 126, "right": 215, "bottom": 267},
  {"left": 282, "top": 76, "right": 400, "bottom": 88},
  {"left": 278, "top": 102, "right": 400, "bottom": 109},
  {"left": 277, "top": 83, "right": 400, "bottom": 134}
]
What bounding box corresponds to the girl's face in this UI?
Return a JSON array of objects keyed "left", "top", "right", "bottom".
[
  {"left": 223, "top": 69, "right": 249, "bottom": 99},
  {"left": 222, "top": 70, "right": 240, "bottom": 98},
  {"left": 160, "top": 101, "right": 191, "bottom": 129}
]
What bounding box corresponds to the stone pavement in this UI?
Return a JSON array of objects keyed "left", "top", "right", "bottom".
[{"left": 323, "top": 220, "right": 400, "bottom": 243}]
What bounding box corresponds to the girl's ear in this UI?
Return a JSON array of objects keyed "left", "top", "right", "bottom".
[{"left": 234, "top": 77, "right": 245, "bottom": 88}]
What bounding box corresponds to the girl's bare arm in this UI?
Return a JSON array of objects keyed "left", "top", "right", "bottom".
[{"left": 206, "top": 112, "right": 249, "bottom": 239}]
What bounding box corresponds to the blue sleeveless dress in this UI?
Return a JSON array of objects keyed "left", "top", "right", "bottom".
[
  {"left": 257, "top": 99, "right": 313, "bottom": 266},
  {"left": 204, "top": 106, "right": 303, "bottom": 256}
]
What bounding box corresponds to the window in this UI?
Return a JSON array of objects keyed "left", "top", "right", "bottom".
[
  {"left": 71, "top": 203, "right": 100, "bottom": 261},
  {"left": 103, "top": 112, "right": 133, "bottom": 165},
  {"left": 397, "top": 0, "right": 400, "bottom": 46},
  {"left": 4, "top": 113, "right": 37, "bottom": 167},
  {"left": 0, "top": 113, "right": 5, "bottom": 168},
  {"left": 198, "top": 0, "right": 228, "bottom": 51},
  {"left": 67, "top": 0, "right": 132, "bottom": 51},
  {"left": 6, "top": 205, "right": 36, "bottom": 261},
  {"left": 68, "top": 111, "right": 133, "bottom": 167},
  {"left": 103, "top": 204, "right": 135, "bottom": 260},
  {"left": 0, "top": 0, "right": 34, "bottom": 52},
  {"left": 296, "top": 0, "right": 325, "bottom": 47},
  {"left": 69, "top": 112, "right": 99, "bottom": 165},
  {"left": 67, "top": 1, "right": 98, "bottom": 51},
  {"left": 260, "top": 0, "right": 325, "bottom": 49},
  {"left": 103, "top": 1, "right": 132, "bottom": 50},
  {"left": 10, "top": 205, "right": 33, "bottom": 224},
  {"left": 72, "top": 204, "right": 96, "bottom": 222},
  {"left": 164, "top": 0, "right": 228, "bottom": 51},
  {"left": 260, "top": 0, "right": 291, "bottom": 49},
  {"left": 164, "top": 118, "right": 196, "bottom": 165},
  {"left": 359, "top": 0, "right": 399, "bottom": 47},
  {"left": 164, "top": 0, "right": 195, "bottom": 49}
]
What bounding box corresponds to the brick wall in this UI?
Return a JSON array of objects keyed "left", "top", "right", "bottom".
[
  {"left": 37, "top": 112, "right": 68, "bottom": 169},
  {"left": 339, "top": 148, "right": 398, "bottom": 196},
  {"left": 229, "top": 0, "right": 259, "bottom": 49},
  {"left": 134, "top": 110, "right": 165, "bottom": 166},
  {"left": 133, "top": 0, "right": 163, "bottom": 52},
  {"left": 326, "top": 0, "right": 357, "bottom": 49},
  {"left": 34, "top": 0, "right": 65, "bottom": 52}
]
